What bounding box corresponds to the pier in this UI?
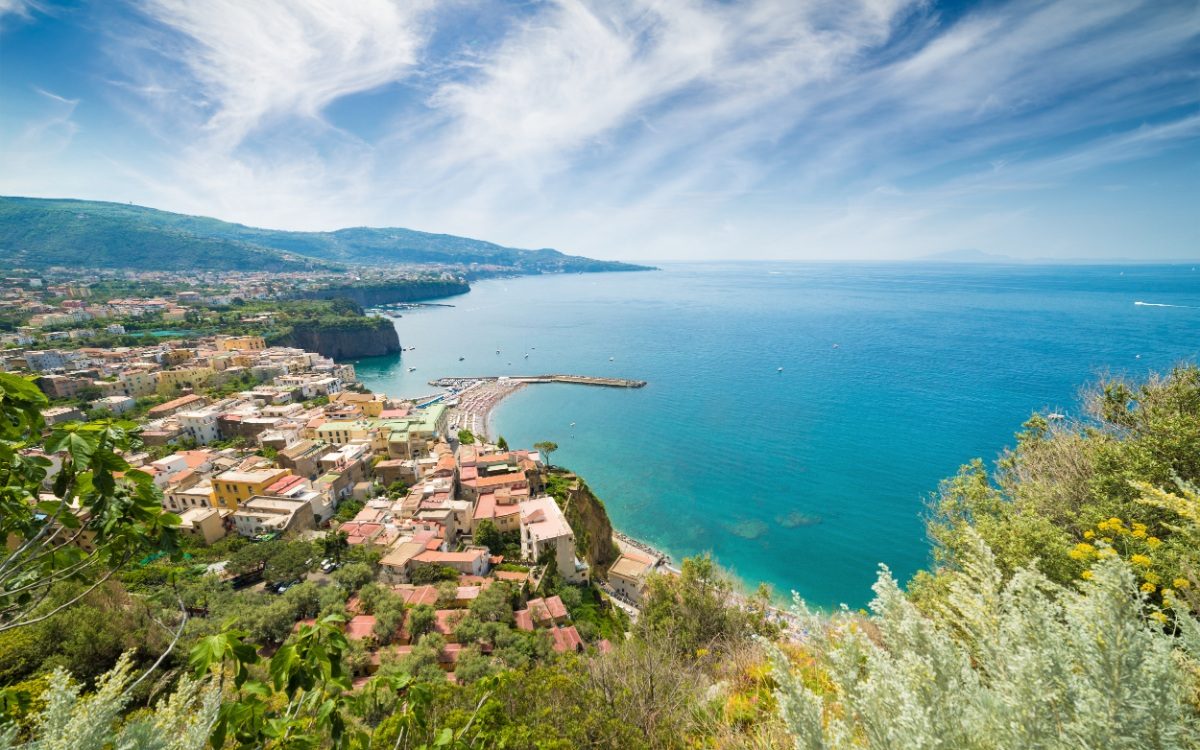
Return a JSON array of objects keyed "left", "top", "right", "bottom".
[{"left": 430, "top": 374, "right": 647, "bottom": 389}]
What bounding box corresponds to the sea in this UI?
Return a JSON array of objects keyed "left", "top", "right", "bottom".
[{"left": 354, "top": 262, "right": 1200, "bottom": 608}]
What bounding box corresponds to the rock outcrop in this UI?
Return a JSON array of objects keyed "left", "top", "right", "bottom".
[{"left": 284, "top": 320, "right": 400, "bottom": 360}]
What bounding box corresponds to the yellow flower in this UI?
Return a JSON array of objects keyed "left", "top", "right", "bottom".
[
  {"left": 1150, "top": 611, "right": 1169, "bottom": 625},
  {"left": 1132, "top": 522, "right": 1148, "bottom": 533},
  {"left": 1147, "top": 537, "right": 1162, "bottom": 548},
  {"left": 1130, "top": 554, "right": 1152, "bottom": 567},
  {"left": 1144, "top": 572, "right": 1160, "bottom": 585},
  {"left": 1097, "top": 547, "right": 1118, "bottom": 559},
  {"left": 1083, "top": 530, "right": 1095, "bottom": 540},
  {"left": 1081, "top": 570, "right": 1094, "bottom": 581},
  {"left": 1173, "top": 578, "right": 1191, "bottom": 589},
  {"left": 1131, "top": 528, "right": 1147, "bottom": 539},
  {"left": 1068, "top": 543, "right": 1097, "bottom": 560},
  {"left": 1141, "top": 582, "right": 1157, "bottom": 593}
]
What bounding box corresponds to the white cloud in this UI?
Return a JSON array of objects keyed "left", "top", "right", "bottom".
[
  {"left": 36, "top": 0, "right": 1198, "bottom": 256},
  {"left": 132, "top": 0, "right": 433, "bottom": 148}
]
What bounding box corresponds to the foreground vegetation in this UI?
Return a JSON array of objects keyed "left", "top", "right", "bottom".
[{"left": 4, "top": 366, "right": 1200, "bottom": 747}]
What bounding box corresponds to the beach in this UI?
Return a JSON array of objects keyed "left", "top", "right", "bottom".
[{"left": 442, "top": 377, "right": 528, "bottom": 440}]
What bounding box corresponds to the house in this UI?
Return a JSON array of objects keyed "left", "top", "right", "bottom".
[
  {"left": 177, "top": 507, "right": 227, "bottom": 545},
  {"left": 91, "top": 395, "right": 136, "bottom": 414},
  {"left": 405, "top": 547, "right": 491, "bottom": 580},
  {"left": 276, "top": 439, "right": 329, "bottom": 480},
  {"left": 607, "top": 549, "right": 655, "bottom": 604},
  {"left": 147, "top": 393, "right": 207, "bottom": 419},
  {"left": 520, "top": 496, "right": 588, "bottom": 583},
  {"left": 211, "top": 467, "right": 292, "bottom": 510},
  {"left": 42, "top": 406, "right": 84, "bottom": 425},
  {"left": 231, "top": 495, "right": 315, "bottom": 538}
]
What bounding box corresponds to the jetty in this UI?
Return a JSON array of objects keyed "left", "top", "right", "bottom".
[{"left": 430, "top": 374, "right": 646, "bottom": 389}]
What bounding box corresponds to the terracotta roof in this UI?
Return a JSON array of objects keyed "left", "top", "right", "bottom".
[
  {"left": 393, "top": 585, "right": 439, "bottom": 607},
  {"left": 415, "top": 549, "right": 485, "bottom": 564},
  {"left": 550, "top": 625, "right": 584, "bottom": 653},
  {"left": 514, "top": 608, "right": 534, "bottom": 632},
  {"left": 434, "top": 609, "right": 466, "bottom": 636},
  {"left": 346, "top": 615, "right": 376, "bottom": 640},
  {"left": 527, "top": 596, "right": 567, "bottom": 624}
]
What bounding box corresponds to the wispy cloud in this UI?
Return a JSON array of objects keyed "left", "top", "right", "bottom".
[{"left": 4, "top": 0, "right": 1196, "bottom": 258}]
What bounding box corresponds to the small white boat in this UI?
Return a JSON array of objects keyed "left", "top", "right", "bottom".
[
  {"left": 609, "top": 357, "right": 614, "bottom": 361},
  {"left": 408, "top": 367, "right": 417, "bottom": 372},
  {"left": 458, "top": 356, "right": 465, "bottom": 361},
  {"left": 570, "top": 422, "right": 576, "bottom": 427},
  {"left": 524, "top": 353, "right": 529, "bottom": 359},
  {"left": 777, "top": 367, "right": 784, "bottom": 372}
]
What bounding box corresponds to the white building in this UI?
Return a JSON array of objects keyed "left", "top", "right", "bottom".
[
  {"left": 178, "top": 406, "right": 222, "bottom": 445},
  {"left": 520, "top": 495, "right": 588, "bottom": 583}
]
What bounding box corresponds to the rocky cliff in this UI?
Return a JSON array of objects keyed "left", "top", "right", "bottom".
[
  {"left": 294, "top": 279, "right": 469, "bottom": 307},
  {"left": 283, "top": 320, "right": 400, "bottom": 360},
  {"left": 545, "top": 470, "right": 620, "bottom": 575}
]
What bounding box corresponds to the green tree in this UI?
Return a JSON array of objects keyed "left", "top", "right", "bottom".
[
  {"left": 407, "top": 605, "right": 436, "bottom": 642},
  {"left": 469, "top": 582, "right": 513, "bottom": 625},
  {"left": 457, "top": 429, "right": 476, "bottom": 445},
  {"left": 0, "top": 373, "right": 180, "bottom": 635},
  {"left": 473, "top": 519, "right": 503, "bottom": 556},
  {"left": 496, "top": 436, "right": 509, "bottom": 451},
  {"left": 408, "top": 564, "right": 459, "bottom": 585},
  {"left": 533, "top": 441, "right": 558, "bottom": 466},
  {"left": 372, "top": 598, "right": 406, "bottom": 646},
  {"left": 332, "top": 562, "right": 374, "bottom": 593}
]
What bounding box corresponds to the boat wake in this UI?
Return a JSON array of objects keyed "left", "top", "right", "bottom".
[{"left": 1134, "top": 301, "right": 1198, "bottom": 309}]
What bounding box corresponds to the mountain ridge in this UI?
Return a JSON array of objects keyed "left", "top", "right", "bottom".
[{"left": 0, "top": 196, "right": 652, "bottom": 275}]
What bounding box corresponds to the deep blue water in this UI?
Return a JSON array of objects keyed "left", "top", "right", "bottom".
[{"left": 354, "top": 263, "right": 1200, "bottom": 607}]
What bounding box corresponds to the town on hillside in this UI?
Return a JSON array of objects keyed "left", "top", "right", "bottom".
[{"left": 0, "top": 271, "right": 672, "bottom": 682}]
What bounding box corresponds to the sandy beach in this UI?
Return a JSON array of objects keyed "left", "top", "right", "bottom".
[{"left": 442, "top": 378, "right": 528, "bottom": 440}]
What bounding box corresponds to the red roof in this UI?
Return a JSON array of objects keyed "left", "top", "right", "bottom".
[
  {"left": 514, "top": 608, "right": 534, "bottom": 632},
  {"left": 526, "top": 595, "right": 567, "bottom": 624},
  {"left": 459, "top": 466, "right": 478, "bottom": 481},
  {"left": 394, "top": 585, "right": 439, "bottom": 607},
  {"left": 346, "top": 615, "right": 376, "bottom": 640},
  {"left": 434, "top": 609, "right": 466, "bottom": 636},
  {"left": 550, "top": 625, "right": 584, "bottom": 653},
  {"left": 266, "top": 474, "right": 304, "bottom": 495}
]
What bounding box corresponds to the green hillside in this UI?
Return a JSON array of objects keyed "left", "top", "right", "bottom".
[{"left": 0, "top": 197, "right": 651, "bottom": 274}]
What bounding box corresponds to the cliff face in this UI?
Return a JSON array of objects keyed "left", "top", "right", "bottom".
[
  {"left": 295, "top": 280, "right": 469, "bottom": 307},
  {"left": 285, "top": 321, "right": 400, "bottom": 360},
  {"left": 546, "top": 471, "right": 620, "bottom": 575}
]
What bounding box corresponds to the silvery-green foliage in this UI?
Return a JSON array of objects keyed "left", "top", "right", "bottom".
[
  {"left": 0, "top": 653, "right": 218, "bottom": 750},
  {"left": 769, "top": 531, "right": 1200, "bottom": 749}
]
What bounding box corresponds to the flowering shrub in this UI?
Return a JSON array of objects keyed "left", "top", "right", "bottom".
[{"left": 769, "top": 531, "right": 1200, "bottom": 749}]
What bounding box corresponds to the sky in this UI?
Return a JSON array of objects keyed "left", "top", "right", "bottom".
[{"left": 0, "top": 0, "right": 1197, "bottom": 262}]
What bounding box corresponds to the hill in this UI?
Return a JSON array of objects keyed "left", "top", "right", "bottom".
[{"left": 0, "top": 197, "right": 652, "bottom": 274}]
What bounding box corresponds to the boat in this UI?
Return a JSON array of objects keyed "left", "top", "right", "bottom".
[
  {"left": 777, "top": 367, "right": 784, "bottom": 372},
  {"left": 524, "top": 353, "right": 529, "bottom": 359},
  {"left": 458, "top": 356, "right": 465, "bottom": 361},
  {"left": 408, "top": 367, "right": 417, "bottom": 372},
  {"left": 609, "top": 357, "right": 614, "bottom": 361}
]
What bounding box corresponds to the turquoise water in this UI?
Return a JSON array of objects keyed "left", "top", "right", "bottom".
[{"left": 354, "top": 263, "right": 1200, "bottom": 607}]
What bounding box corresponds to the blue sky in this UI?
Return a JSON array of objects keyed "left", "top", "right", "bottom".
[{"left": 1, "top": 0, "right": 1197, "bottom": 262}]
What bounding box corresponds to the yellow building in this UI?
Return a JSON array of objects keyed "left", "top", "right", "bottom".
[
  {"left": 157, "top": 366, "right": 215, "bottom": 394},
  {"left": 211, "top": 467, "right": 291, "bottom": 510},
  {"left": 217, "top": 335, "right": 266, "bottom": 352}
]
